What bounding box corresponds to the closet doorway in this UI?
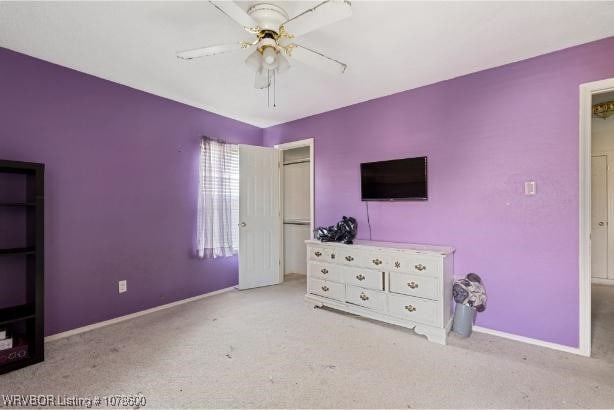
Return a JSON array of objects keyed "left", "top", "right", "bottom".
[
  {"left": 580, "top": 79, "right": 614, "bottom": 357},
  {"left": 276, "top": 138, "right": 314, "bottom": 277},
  {"left": 589, "top": 91, "right": 614, "bottom": 358}
]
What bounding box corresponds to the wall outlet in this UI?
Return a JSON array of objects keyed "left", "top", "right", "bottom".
[
  {"left": 524, "top": 181, "right": 536, "bottom": 196},
  {"left": 118, "top": 280, "right": 127, "bottom": 294}
]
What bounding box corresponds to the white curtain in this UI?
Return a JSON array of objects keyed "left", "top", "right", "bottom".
[{"left": 197, "top": 137, "right": 240, "bottom": 258}]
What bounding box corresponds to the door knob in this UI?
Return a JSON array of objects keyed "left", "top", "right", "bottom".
[
  {"left": 599, "top": 222, "right": 605, "bottom": 226},
  {"left": 240, "top": 222, "right": 247, "bottom": 227}
]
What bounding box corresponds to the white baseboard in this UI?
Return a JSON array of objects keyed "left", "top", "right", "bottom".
[
  {"left": 472, "top": 325, "right": 584, "bottom": 356},
  {"left": 45, "top": 286, "right": 235, "bottom": 342},
  {"left": 592, "top": 277, "right": 614, "bottom": 286}
]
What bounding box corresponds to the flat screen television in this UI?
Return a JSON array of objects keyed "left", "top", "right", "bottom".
[{"left": 360, "top": 156, "right": 428, "bottom": 201}]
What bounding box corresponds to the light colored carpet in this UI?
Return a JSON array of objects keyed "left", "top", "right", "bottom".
[{"left": 2, "top": 275, "right": 614, "bottom": 408}]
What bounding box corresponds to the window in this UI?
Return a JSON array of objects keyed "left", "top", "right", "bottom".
[{"left": 196, "top": 137, "right": 239, "bottom": 258}]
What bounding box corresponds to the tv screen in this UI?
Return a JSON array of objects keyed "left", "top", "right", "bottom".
[{"left": 360, "top": 156, "right": 428, "bottom": 201}]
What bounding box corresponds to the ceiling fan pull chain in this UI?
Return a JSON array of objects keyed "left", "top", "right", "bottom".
[{"left": 274, "top": 69, "right": 277, "bottom": 108}]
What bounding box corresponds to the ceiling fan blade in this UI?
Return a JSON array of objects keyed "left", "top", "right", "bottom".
[
  {"left": 177, "top": 43, "right": 246, "bottom": 60},
  {"left": 210, "top": 1, "right": 259, "bottom": 32},
  {"left": 254, "top": 68, "right": 271, "bottom": 89},
  {"left": 288, "top": 44, "right": 347, "bottom": 75},
  {"left": 282, "top": 0, "right": 352, "bottom": 37}
]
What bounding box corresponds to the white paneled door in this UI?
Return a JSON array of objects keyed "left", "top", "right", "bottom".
[
  {"left": 238, "top": 145, "right": 281, "bottom": 289},
  {"left": 591, "top": 154, "right": 608, "bottom": 279}
]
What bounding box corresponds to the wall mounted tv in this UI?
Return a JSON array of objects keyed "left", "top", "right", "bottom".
[{"left": 360, "top": 156, "right": 428, "bottom": 201}]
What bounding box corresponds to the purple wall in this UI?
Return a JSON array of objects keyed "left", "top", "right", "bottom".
[
  {"left": 0, "top": 47, "right": 262, "bottom": 335},
  {"left": 263, "top": 36, "right": 614, "bottom": 348}
]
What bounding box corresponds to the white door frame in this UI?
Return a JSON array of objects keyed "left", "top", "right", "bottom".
[
  {"left": 579, "top": 77, "right": 614, "bottom": 357},
  {"left": 275, "top": 138, "right": 315, "bottom": 279}
]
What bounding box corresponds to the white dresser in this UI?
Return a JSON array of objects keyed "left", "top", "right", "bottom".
[{"left": 305, "top": 239, "right": 455, "bottom": 344}]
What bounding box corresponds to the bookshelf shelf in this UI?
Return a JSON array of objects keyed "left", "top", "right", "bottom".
[
  {"left": 0, "top": 247, "right": 35, "bottom": 256},
  {"left": 0, "top": 305, "right": 36, "bottom": 326},
  {"left": 0, "top": 202, "right": 36, "bottom": 207}
]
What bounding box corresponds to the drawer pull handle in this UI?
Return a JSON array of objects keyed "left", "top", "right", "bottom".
[
  {"left": 405, "top": 305, "right": 416, "bottom": 312},
  {"left": 321, "top": 268, "right": 328, "bottom": 274},
  {"left": 394, "top": 261, "right": 400, "bottom": 268},
  {"left": 321, "top": 286, "right": 329, "bottom": 292},
  {"left": 414, "top": 264, "right": 427, "bottom": 271},
  {"left": 314, "top": 251, "right": 322, "bottom": 257},
  {"left": 356, "top": 274, "right": 366, "bottom": 281},
  {"left": 359, "top": 292, "right": 369, "bottom": 301},
  {"left": 345, "top": 256, "right": 354, "bottom": 262},
  {"left": 407, "top": 282, "right": 419, "bottom": 289},
  {"left": 331, "top": 254, "right": 336, "bottom": 259},
  {"left": 372, "top": 258, "right": 382, "bottom": 265}
]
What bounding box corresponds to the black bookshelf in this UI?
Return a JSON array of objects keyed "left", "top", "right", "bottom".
[{"left": 0, "top": 160, "right": 44, "bottom": 374}]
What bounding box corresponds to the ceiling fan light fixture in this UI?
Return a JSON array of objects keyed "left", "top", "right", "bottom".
[
  {"left": 593, "top": 101, "right": 614, "bottom": 119},
  {"left": 245, "top": 49, "right": 262, "bottom": 71},
  {"left": 262, "top": 46, "right": 277, "bottom": 66},
  {"left": 263, "top": 61, "right": 278, "bottom": 70},
  {"left": 277, "top": 53, "right": 290, "bottom": 74}
]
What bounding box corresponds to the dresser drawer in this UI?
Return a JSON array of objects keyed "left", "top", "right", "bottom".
[
  {"left": 346, "top": 285, "right": 387, "bottom": 312},
  {"left": 386, "top": 253, "right": 442, "bottom": 277},
  {"left": 308, "top": 261, "right": 343, "bottom": 282},
  {"left": 309, "top": 278, "right": 345, "bottom": 301},
  {"left": 389, "top": 272, "right": 440, "bottom": 300},
  {"left": 343, "top": 267, "right": 384, "bottom": 290},
  {"left": 387, "top": 293, "right": 439, "bottom": 326},
  {"left": 308, "top": 246, "right": 340, "bottom": 263},
  {"left": 338, "top": 248, "right": 387, "bottom": 269}
]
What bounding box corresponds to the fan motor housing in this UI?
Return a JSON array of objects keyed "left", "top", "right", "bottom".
[
  {"left": 257, "top": 37, "right": 278, "bottom": 54},
  {"left": 247, "top": 3, "right": 289, "bottom": 33}
]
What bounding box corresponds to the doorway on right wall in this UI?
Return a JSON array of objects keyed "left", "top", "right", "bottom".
[{"left": 590, "top": 90, "right": 614, "bottom": 357}]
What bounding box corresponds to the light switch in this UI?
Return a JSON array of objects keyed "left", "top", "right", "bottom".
[{"left": 524, "top": 181, "right": 536, "bottom": 196}]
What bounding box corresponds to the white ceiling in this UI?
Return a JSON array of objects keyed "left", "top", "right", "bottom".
[{"left": 1, "top": 1, "right": 614, "bottom": 127}]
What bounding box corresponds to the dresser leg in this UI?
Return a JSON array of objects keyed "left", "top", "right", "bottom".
[{"left": 414, "top": 325, "right": 448, "bottom": 345}]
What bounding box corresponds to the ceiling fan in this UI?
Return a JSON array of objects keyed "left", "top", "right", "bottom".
[{"left": 176, "top": 1, "right": 352, "bottom": 91}]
